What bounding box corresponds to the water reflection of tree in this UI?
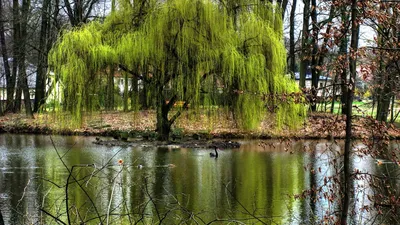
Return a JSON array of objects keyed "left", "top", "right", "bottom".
[
  {"left": 6, "top": 135, "right": 400, "bottom": 224},
  {"left": 0, "top": 134, "right": 40, "bottom": 224},
  {"left": 26, "top": 139, "right": 309, "bottom": 224},
  {"left": 289, "top": 135, "right": 400, "bottom": 224}
]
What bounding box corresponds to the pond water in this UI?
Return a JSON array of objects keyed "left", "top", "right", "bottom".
[{"left": 0, "top": 134, "right": 399, "bottom": 224}]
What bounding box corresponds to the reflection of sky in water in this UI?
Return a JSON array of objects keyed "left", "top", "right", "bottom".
[
  {"left": 0, "top": 135, "right": 398, "bottom": 224},
  {"left": 352, "top": 143, "right": 376, "bottom": 224},
  {"left": 308, "top": 142, "right": 342, "bottom": 220}
]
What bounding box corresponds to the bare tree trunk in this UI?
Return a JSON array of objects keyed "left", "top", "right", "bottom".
[
  {"left": 299, "top": 0, "right": 310, "bottom": 88},
  {"left": 310, "top": 0, "right": 318, "bottom": 111},
  {"left": 341, "top": 0, "right": 359, "bottom": 223},
  {"left": 374, "top": 4, "right": 398, "bottom": 123},
  {"left": 20, "top": 63, "right": 33, "bottom": 117},
  {"left": 14, "top": 81, "right": 22, "bottom": 112},
  {"left": 12, "top": 0, "right": 21, "bottom": 113},
  {"left": 19, "top": 0, "right": 33, "bottom": 117},
  {"left": 375, "top": 60, "right": 393, "bottom": 122},
  {"left": 63, "top": 0, "right": 100, "bottom": 27},
  {"left": 340, "top": 8, "right": 349, "bottom": 115},
  {"left": 289, "top": 0, "right": 297, "bottom": 76},
  {"left": 376, "top": 81, "right": 392, "bottom": 122},
  {"left": 34, "top": 0, "right": 51, "bottom": 112},
  {"left": 0, "top": 0, "right": 12, "bottom": 114},
  {"left": 277, "top": 0, "right": 289, "bottom": 19}
]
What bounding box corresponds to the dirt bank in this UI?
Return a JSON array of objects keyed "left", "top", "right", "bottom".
[{"left": 0, "top": 111, "right": 399, "bottom": 141}]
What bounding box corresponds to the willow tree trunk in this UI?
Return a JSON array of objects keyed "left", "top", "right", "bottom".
[
  {"left": 341, "top": 0, "right": 359, "bottom": 222},
  {"left": 289, "top": 0, "right": 297, "bottom": 76},
  {"left": 131, "top": 76, "right": 139, "bottom": 111},
  {"left": 299, "top": 0, "right": 310, "bottom": 88},
  {"left": 34, "top": 0, "right": 51, "bottom": 112},
  {"left": 123, "top": 72, "right": 128, "bottom": 112},
  {"left": 141, "top": 83, "right": 148, "bottom": 109},
  {"left": 105, "top": 67, "right": 114, "bottom": 110},
  {"left": 156, "top": 84, "right": 171, "bottom": 141}
]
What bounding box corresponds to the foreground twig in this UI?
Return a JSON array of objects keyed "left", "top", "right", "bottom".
[
  {"left": 50, "top": 136, "right": 103, "bottom": 225},
  {"left": 39, "top": 208, "right": 67, "bottom": 225}
]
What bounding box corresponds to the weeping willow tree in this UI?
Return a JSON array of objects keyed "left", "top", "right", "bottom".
[{"left": 49, "top": 0, "right": 306, "bottom": 140}]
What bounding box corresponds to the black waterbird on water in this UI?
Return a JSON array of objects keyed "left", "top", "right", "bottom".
[{"left": 210, "top": 146, "right": 219, "bottom": 158}]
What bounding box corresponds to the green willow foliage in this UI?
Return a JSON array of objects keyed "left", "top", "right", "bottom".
[{"left": 48, "top": 0, "right": 305, "bottom": 131}]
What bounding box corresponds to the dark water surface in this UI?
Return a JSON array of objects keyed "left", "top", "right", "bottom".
[{"left": 0, "top": 134, "right": 398, "bottom": 224}]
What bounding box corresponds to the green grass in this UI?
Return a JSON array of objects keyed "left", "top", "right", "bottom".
[
  {"left": 316, "top": 100, "right": 373, "bottom": 116},
  {"left": 316, "top": 100, "right": 400, "bottom": 123}
]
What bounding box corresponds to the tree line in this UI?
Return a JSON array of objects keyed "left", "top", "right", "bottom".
[
  {"left": 288, "top": 0, "right": 400, "bottom": 123},
  {"left": 0, "top": 0, "right": 102, "bottom": 116},
  {"left": 0, "top": 0, "right": 398, "bottom": 120}
]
